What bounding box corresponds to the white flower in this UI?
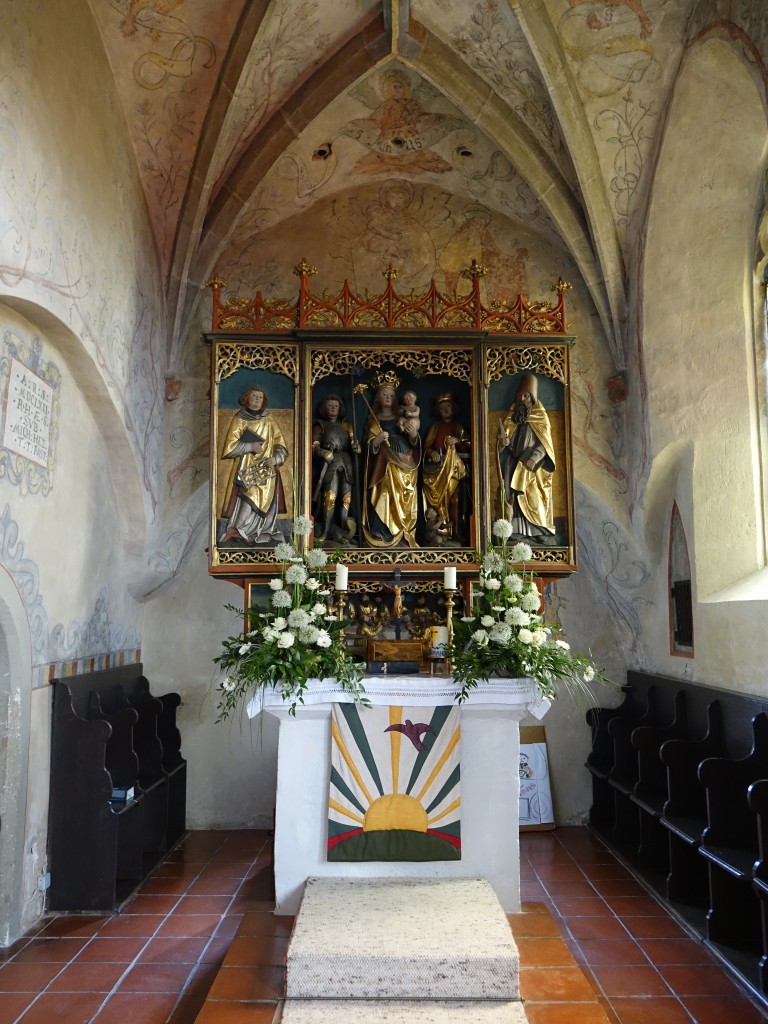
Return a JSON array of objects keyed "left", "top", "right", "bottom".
[
  {"left": 555, "top": 639, "right": 570, "bottom": 650},
  {"left": 288, "top": 608, "right": 311, "bottom": 629},
  {"left": 285, "top": 563, "right": 308, "bottom": 585},
  {"left": 306, "top": 548, "right": 328, "bottom": 568},
  {"left": 584, "top": 665, "right": 596, "bottom": 682},
  {"left": 318, "top": 588, "right": 331, "bottom": 597},
  {"left": 521, "top": 591, "right": 541, "bottom": 612},
  {"left": 483, "top": 551, "right": 503, "bottom": 574},
  {"left": 272, "top": 590, "right": 292, "bottom": 608},
  {"left": 269, "top": 578, "right": 284, "bottom": 591},
  {"left": 294, "top": 515, "right": 313, "bottom": 536},
  {"left": 311, "top": 602, "right": 327, "bottom": 617},
  {"left": 274, "top": 541, "right": 295, "bottom": 561},
  {"left": 472, "top": 628, "right": 490, "bottom": 646},
  {"left": 221, "top": 676, "right": 236, "bottom": 692},
  {"left": 277, "top": 631, "right": 295, "bottom": 648},
  {"left": 490, "top": 623, "right": 513, "bottom": 643},
  {"left": 492, "top": 518, "right": 514, "bottom": 540},
  {"left": 315, "top": 629, "right": 332, "bottom": 648},
  {"left": 273, "top": 617, "right": 287, "bottom": 630},
  {"left": 481, "top": 614, "right": 495, "bottom": 627},
  {"left": 305, "top": 577, "right": 321, "bottom": 591},
  {"left": 504, "top": 574, "right": 523, "bottom": 594},
  {"left": 299, "top": 624, "right": 319, "bottom": 644},
  {"left": 518, "top": 628, "right": 533, "bottom": 645},
  {"left": 506, "top": 607, "right": 530, "bottom": 626},
  {"left": 238, "top": 643, "right": 252, "bottom": 655},
  {"left": 485, "top": 578, "right": 501, "bottom": 591},
  {"left": 510, "top": 542, "right": 533, "bottom": 563},
  {"left": 531, "top": 629, "right": 547, "bottom": 646},
  {"left": 460, "top": 616, "right": 476, "bottom": 623},
  {"left": 262, "top": 627, "right": 279, "bottom": 642}
]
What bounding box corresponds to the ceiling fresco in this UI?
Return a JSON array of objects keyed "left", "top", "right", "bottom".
[{"left": 85, "top": 0, "right": 768, "bottom": 371}]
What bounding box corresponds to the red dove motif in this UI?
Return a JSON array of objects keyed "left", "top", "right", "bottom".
[{"left": 385, "top": 719, "right": 435, "bottom": 751}]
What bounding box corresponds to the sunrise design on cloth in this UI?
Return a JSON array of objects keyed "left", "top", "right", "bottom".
[{"left": 328, "top": 703, "right": 461, "bottom": 861}]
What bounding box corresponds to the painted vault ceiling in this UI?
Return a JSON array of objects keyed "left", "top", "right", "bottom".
[{"left": 85, "top": 0, "right": 768, "bottom": 371}]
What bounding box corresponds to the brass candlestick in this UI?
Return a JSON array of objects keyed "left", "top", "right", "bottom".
[
  {"left": 334, "top": 589, "right": 348, "bottom": 646},
  {"left": 444, "top": 588, "right": 456, "bottom": 674}
]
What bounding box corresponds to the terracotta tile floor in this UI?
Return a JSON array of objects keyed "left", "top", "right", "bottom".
[{"left": 0, "top": 827, "right": 767, "bottom": 1023}]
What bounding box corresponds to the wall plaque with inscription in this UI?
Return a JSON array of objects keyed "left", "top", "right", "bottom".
[{"left": 3, "top": 358, "right": 53, "bottom": 468}]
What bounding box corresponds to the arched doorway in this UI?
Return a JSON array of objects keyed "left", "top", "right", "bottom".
[{"left": 0, "top": 566, "right": 32, "bottom": 946}]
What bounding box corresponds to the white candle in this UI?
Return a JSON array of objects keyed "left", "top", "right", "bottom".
[
  {"left": 443, "top": 566, "right": 457, "bottom": 590},
  {"left": 335, "top": 563, "right": 348, "bottom": 591}
]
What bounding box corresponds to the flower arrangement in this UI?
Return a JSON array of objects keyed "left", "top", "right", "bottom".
[
  {"left": 451, "top": 519, "right": 608, "bottom": 704},
  {"left": 213, "top": 515, "right": 366, "bottom": 720}
]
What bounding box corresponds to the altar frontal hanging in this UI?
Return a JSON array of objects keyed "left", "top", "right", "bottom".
[{"left": 328, "top": 703, "right": 461, "bottom": 861}]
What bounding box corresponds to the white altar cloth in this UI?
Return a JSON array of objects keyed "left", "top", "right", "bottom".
[
  {"left": 247, "top": 674, "right": 551, "bottom": 718},
  {"left": 264, "top": 676, "right": 548, "bottom": 915}
]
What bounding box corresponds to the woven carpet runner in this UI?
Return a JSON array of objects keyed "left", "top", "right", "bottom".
[{"left": 281, "top": 877, "right": 526, "bottom": 1023}]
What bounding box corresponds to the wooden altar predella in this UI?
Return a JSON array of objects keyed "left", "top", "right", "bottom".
[{"left": 205, "top": 259, "right": 577, "bottom": 598}]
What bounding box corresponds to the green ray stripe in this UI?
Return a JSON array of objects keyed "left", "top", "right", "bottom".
[
  {"left": 425, "top": 764, "right": 461, "bottom": 813},
  {"left": 405, "top": 706, "right": 454, "bottom": 795},
  {"left": 329, "top": 766, "right": 367, "bottom": 816},
  {"left": 338, "top": 704, "right": 384, "bottom": 796},
  {"left": 328, "top": 818, "right": 358, "bottom": 838}
]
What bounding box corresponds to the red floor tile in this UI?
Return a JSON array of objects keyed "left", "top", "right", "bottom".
[
  {"left": 96, "top": 915, "right": 165, "bottom": 938},
  {"left": 508, "top": 912, "right": 564, "bottom": 938},
  {"left": 565, "top": 917, "right": 629, "bottom": 941},
  {"left": 638, "top": 937, "right": 716, "bottom": 966},
  {"left": 516, "top": 937, "right": 577, "bottom": 967},
  {"left": 37, "top": 917, "right": 105, "bottom": 939},
  {"left": 0, "top": 961, "right": 63, "bottom": 992},
  {"left": 0, "top": 992, "right": 35, "bottom": 1024},
  {"left": 16, "top": 991, "right": 106, "bottom": 1023},
  {"left": 91, "top": 992, "right": 179, "bottom": 1023},
  {"left": 74, "top": 936, "right": 148, "bottom": 962},
  {"left": 620, "top": 916, "right": 687, "bottom": 940},
  {"left": 166, "top": 993, "right": 212, "bottom": 1023},
  {"left": 553, "top": 897, "right": 610, "bottom": 917},
  {"left": 659, "top": 964, "right": 743, "bottom": 997},
  {"left": 680, "top": 994, "right": 768, "bottom": 1023},
  {"left": 47, "top": 961, "right": 126, "bottom": 992},
  {"left": 123, "top": 894, "right": 181, "bottom": 916},
  {"left": 137, "top": 937, "right": 209, "bottom": 964},
  {"left": 12, "top": 938, "right": 88, "bottom": 962},
  {"left": 117, "top": 962, "right": 195, "bottom": 993},
  {"left": 576, "top": 939, "right": 652, "bottom": 967},
  {"left": 520, "top": 965, "right": 598, "bottom": 1001},
  {"left": 156, "top": 915, "right": 223, "bottom": 939},
  {"left": 175, "top": 895, "right": 232, "bottom": 916},
  {"left": 194, "top": 1002, "right": 279, "bottom": 1023},
  {"left": 608, "top": 996, "right": 695, "bottom": 1024},
  {"left": 207, "top": 964, "right": 285, "bottom": 1001},
  {"left": 590, "top": 964, "right": 674, "bottom": 997},
  {"left": 525, "top": 1003, "right": 613, "bottom": 1023}
]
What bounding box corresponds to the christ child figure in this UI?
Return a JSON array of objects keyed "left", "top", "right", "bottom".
[{"left": 397, "top": 389, "right": 420, "bottom": 434}]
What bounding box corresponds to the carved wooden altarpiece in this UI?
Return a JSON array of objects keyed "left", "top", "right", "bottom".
[{"left": 205, "top": 260, "right": 577, "bottom": 587}]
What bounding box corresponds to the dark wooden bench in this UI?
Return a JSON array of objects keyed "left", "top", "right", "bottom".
[
  {"left": 48, "top": 663, "right": 186, "bottom": 912},
  {"left": 586, "top": 670, "right": 768, "bottom": 1002}
]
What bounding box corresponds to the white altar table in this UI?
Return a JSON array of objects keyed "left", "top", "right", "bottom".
[{"left": 259, "top": 676, "right": 549, "bottom": 915}]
